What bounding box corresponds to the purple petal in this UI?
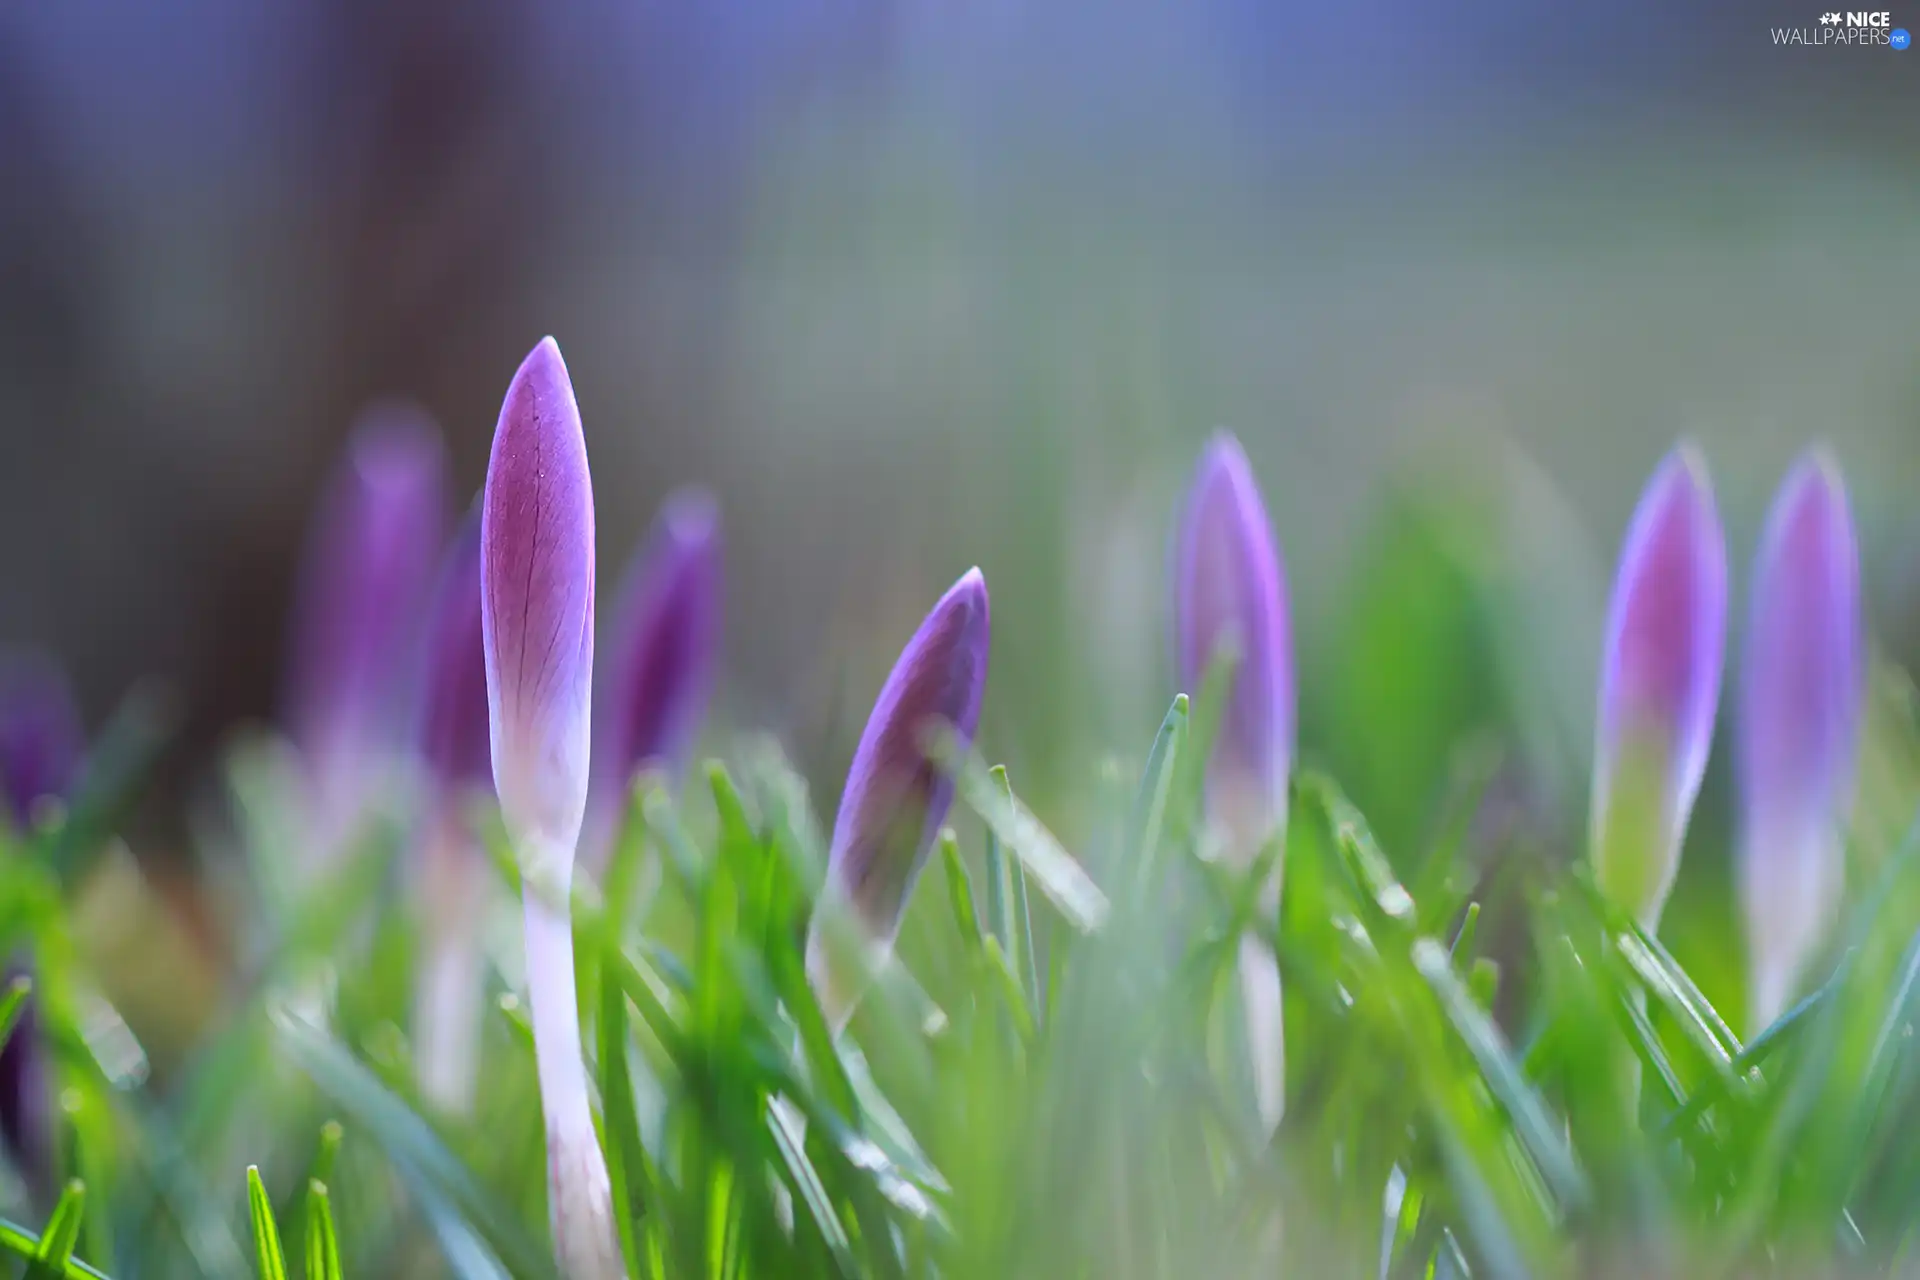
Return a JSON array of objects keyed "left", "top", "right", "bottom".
[
  {"left": 481, "top": 338, "right": 596, "bottom": 856},
  {"left": 1590, "top": 445, "right": 1728, "bottom": 927},
  {"left": 598, "top": 488, "right": 723, "bottom": 801},
  {"left": 1174, "top": 432, "right": 1295, "bottom": 856},
  {"left": 824, "top": 568, "right": 990, "bottom": 940},
  {"left": 1738, "top": 449, "right": 1862, "bottom": 1025},
  {"left": 0, "top": 658, "right": 84, "bottom": 828},
  {"left": 286, "top": 404, "right": 447, "bottom": 812},
  {"left": 419, "top": 515, "right": 493, "bottom": 795}
]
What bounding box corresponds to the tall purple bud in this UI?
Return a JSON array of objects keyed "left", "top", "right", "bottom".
[
  {"left": 413, "top": 517, "right": 492, "bottom": 1112},
  {"left": 479, "top": 339, "right": 620, "bottom": 1278},
  {"left": 806, "top": 569, "right": 990, "bottom": 1023},
  {"left": 421, "top": 517, "right": 494, "bottom": 798},
  {"left": 1738, "top": 450, "right": 1863, "bottom": 1030},
  {"left": 1174, "top": 432, "right": 1295, "bottom": 1133},
  {"left": 1590, "top": 445, "right": 1727, "bottom": 932},
  {"left": 0, "top": 657, "right": 84, "bottom": 832},
  {"left": 586, "top": 488, "right": 723, "bottom": 869},
  {"left": 286, "top": 404, "right": 447, "bottom": 847}
]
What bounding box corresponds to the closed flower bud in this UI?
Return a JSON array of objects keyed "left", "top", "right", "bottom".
[
  {"left": 0, "top": 657, "right": 84, "bottom": 832},
  {"left": 587, "top": 488, "right": 722, "bottom": 868},
  {"left": 412, "top": 516, "right": 492, "bottom": 1113},
  {"left": 807, "top": 569, "right": 990, "bottom": 1020},
  {"left": 1738, "top": 449, "right": 1863, "bottom": 1029},
  {"left": 420, "top": 515, "right": 493, "bottom": 798},
  {"left": 286, "top": 404, "right": 447, "bottom": 842},
  {"left": 1591, "top": 446, "right": 1727, "bottom": 931},
  {"left": 1173, "top": 432, "right": 1295, "bottom": 1133},
  {"left": 480, "top": 338, "right": 620, "bottom": 1278}
]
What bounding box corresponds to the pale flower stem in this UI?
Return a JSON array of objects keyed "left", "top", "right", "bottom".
[
  {"left": 524, "top": 889, "right": 595, "bottom": 1140},
  {"left": 523, "top": 872, "right": 623, "bottom": 1279},
  {"left": 415, "top": 921, "right": 482, "bottom": 1114},
  {"left": 1238, "top": 933, "right": 1286, "bottom": 1134}
]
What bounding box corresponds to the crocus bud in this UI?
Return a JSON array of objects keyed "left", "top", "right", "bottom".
[
  {"left": 412, "top": 516, "right": 492, "bottom": 1113},
  {"left": 480, "top": 338, "right": 620, "bottom": 1278},
  {"left": 806, "top": 568, "right": 990, "bottom": 1021},
  {"left": 0, "top": 658, "right": 84, "bottom": 832},
  {"left": 286, "top": 404, "right": 447, "bottom": 847},
  {"left": 586, "top": 488, "right": 722, "bottom": 869},
  {"left": 1738, "top": 450, "right": 1863, "bottom": 1029},
  {"left": 420, "top": 516, "right": 493, "bottom": 798},
  {"left": 1173, "top": 432, "right": 1295, "bottom": 1133},
  {"left": 1590, "top": 446, "right": 1727, "bottom": 932}
]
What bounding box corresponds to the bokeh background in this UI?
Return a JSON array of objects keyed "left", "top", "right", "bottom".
[{"left": 2, "top": 0, "right": 1918, "bottom": 1011}]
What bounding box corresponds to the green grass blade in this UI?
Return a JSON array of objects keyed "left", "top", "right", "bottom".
[
  {"left": 930, "top": 733, "right": 1108, "bottom": 932},
  {"left": 0, "top": 974, "right": 31, "bottom": 1052},
  {"left": 27, "top": 1180, "right": 86, "bottom": 1278},
  {"left": 302, "top": 1181, "right": 341, "bottom": 1280},
  {"left": 247, "top": 1167, "right": 290, "bottom": 1280}
]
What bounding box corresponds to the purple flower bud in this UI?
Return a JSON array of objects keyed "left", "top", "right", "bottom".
[
  {"left": 1590, "top": 445, "right": 1728, "bottom": 930},
  {"left": 587, "top": 488, "right": 722, "bottom": 865},
  {"left": 0, "top": 658, "right": 84, "bottom": 831},
  {"left": 412, "top": 516, "right": 491, "bottom": 1113},
  {"left": 1738, "top": 449, "right": 1863, "bottom": 1028},
  {"left": 807, "top": 569, "right": 990, "bottom": 1013},
  {"left": 482, "top": 341, "right": 595, "bottom": 866},
  {"left": 1175, "top": 432, "right": 1295, "bottom": 856},
  {"left": 479, "top": 338, "right": 619, "bottom": 1278},
  {"left": 419, "top": 516, "right": 493, "bottom": 797},
  {"left": 1173, "top": 432, "right": 1295, "bottom": 1133},
  {"left": 286, "top": 404, "right": 447, "bottom": 831}
]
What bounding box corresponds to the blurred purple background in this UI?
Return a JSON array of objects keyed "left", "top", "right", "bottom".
[{"left": 2, "top": 0, "right": 1917, "bottom": 843}]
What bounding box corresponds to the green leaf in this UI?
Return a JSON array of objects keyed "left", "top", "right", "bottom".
[
  {"left": 247, "top": 1167, "right": 290, "bottom": 1280},
  {"left": 929, "top": 731, "right": 1108, "bottom": 932},
  {"left": 599, "top": 944, "right": 654, "bottom": 1280},
  {"left": 273, "top": 1015, "right": 554, "bottom": 1279},
  {"left": 1412, "top": 940, "right": 1590, "bottom": 1215},
  {"left": 27, "top": 1180, "right": 86, "bottom": 1279},
  {"left": 989, "top": 766, "right": 1043, "bottom": 1020},
  {"left": 1126, "top": 694, "right": 1189, "bottom": 904},
  {"left": 940, "top": 830, "right": 985, "bottom": 957},
  {"left": 303, "top": 1181, "right": 342, "bottom": 1280},
  {"left": 0, "top": 973, "right": 31, "bottom": 1053},
  {"left": 0, "top": 1217, "right": 110, "bottom": 1280}
]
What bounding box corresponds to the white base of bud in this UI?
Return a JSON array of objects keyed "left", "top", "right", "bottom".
[
  {"left": 1239, "top": 933, "right": 1286, "bottom": 1135},
  {"left": 524, "top": 888, "right": 624, "bottom": 1278}
]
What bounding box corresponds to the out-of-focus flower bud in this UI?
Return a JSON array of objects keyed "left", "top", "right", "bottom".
[
  {"left": 1738, "top": 449, "right": 1863, "bottom": 1029},
  {"left": 480, "top": 338, "right": 620, "bottom": 1278},
  {"left": 807, "top": 568, "right": 990, "bottom": 1020},
  {"left": 420, "top": 516, "right": 493, "bottom": 799},
  {"left": 0, "top": 657, "right": 83, "bottom": 832},
  {"left": 286, "top": 404, "right": 447, "bottom": 844},
  {"left": 412, "top": 515, "right": 492, "bottom": 1113},
  {"left": 1173, "top": 431, "right": 1295, "bottom": 1133},
  {"left": 1590, "top": 445, "right": 1727, "bottom": 931},
  {"left": 586, "top": 488, "right": 722, "bottom": 868}
]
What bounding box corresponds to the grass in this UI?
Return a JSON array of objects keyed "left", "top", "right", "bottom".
[{"left": 4, "top": 642, "right": 1920, "bottom": 1278}]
